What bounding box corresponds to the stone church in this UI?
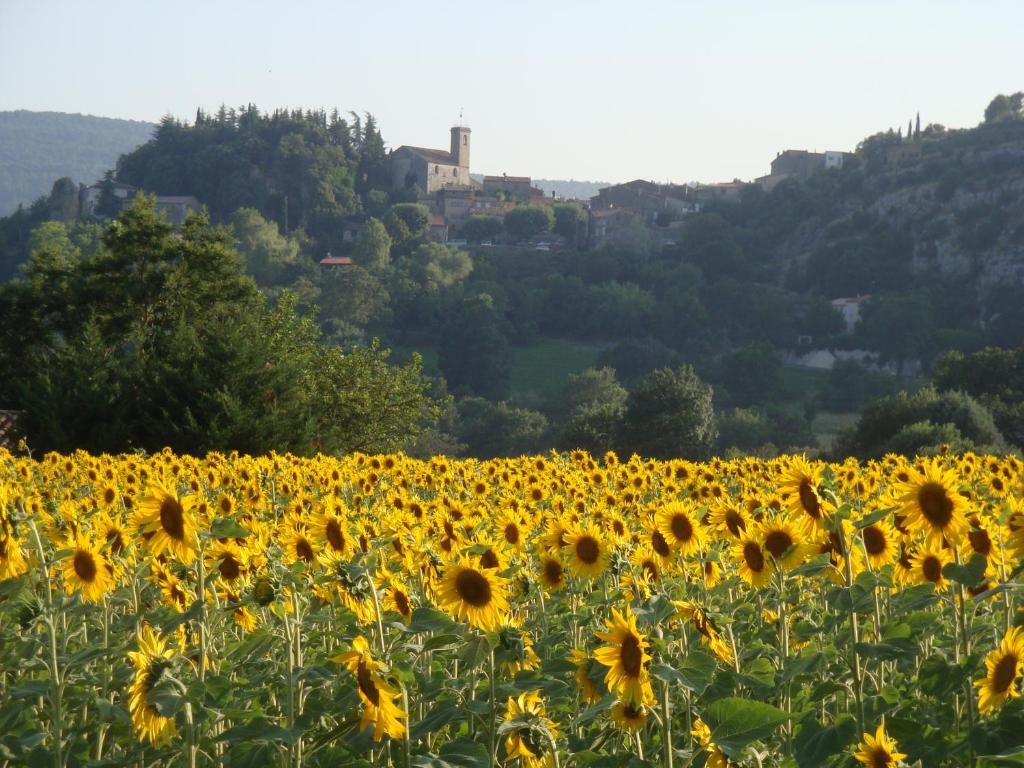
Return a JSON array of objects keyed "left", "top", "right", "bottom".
[{"left": 390, "top": 126, "right": 474, "bottom": 194}]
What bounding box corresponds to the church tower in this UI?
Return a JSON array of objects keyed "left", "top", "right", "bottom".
[{"left": 450, "top": 125, "right": 471, "bottom": 169}]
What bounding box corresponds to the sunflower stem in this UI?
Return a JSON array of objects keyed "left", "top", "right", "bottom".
[
  {"left": 488, "top": 646, "right": 497, "bottom": 768},
  {"left": 25, "top": 514, "right": 63, "bottom": 768},
  {"left": 660, "top": 679, "right": 673, "bottom": 768},
  {"left": 841, "top": 524, "right": 865, "bottom": 735}
]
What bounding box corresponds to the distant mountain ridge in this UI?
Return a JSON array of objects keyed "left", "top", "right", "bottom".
[{"left": 0, "top": 111, "right": 155, "bottom": 215}]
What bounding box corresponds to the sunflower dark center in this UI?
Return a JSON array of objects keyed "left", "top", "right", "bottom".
[
  {"left": 764, "top": 530, "right": 793, "bottom": 559},
  {"left": 670, "top": 513, "right": 693, "bottom": 543},
  {"left": 798, "top": 478, "right": 821, "bottom": 519},
  {"left": 295, "top": 538, "right": 314, "bottom": 562},
  {"left": 218, "top": 554, "right": 241, "bottom": 581},
  {"left": 394, "top": 589, "right": 410, "bottom": 617},
  {"left": 992, "top": 652, "right": 1020, "bottom": 694},
  {"left": 922, "top": 555, "right": 942, "bottom": 583},
  {"left": 743, "top": 541, "right": 765, "bottom": 572},
  {"left": 104, "top": 488, "right": 116, "bottom": 506},
  {"left": 863, "top": 526, "right": 887, "bottom": 556},
  {"left": 576, "top": 536, "right": 600, "bottom": 564},
  {"left": 651, "top": 531, "right": 671, "bottom": 557},
  {"left": 870, "top": 748, "right": 893, "bottom": 768},
  {"left": 918, "top": 482, "right": 954, "bottom": 528},
  {"left": 544, "top": 558, "right": 563, "bottom": 584},
  {"left": 642, "top": 560, "right": 658, "bottom": 582},
  {"left": 325, "top": 520, "right": 345, "bottom": 551},
  {"left": 356, "top": 659, "right": 381, "bottom": 706},
  {"left": 455, "top": 568, "right": 492, "bottom": 607},
  {"left": 73, "top": 549, "right": 97, "bottom": 583},
  {"left": 107, "top": 529, "right": 125, "bottom": 555},
  {"left": 620, "top": 632, "right": 643, "bottom": 677},
  {"left": 504, "top": 523, "right": 520, "bottom": 545},
  {"left": 725, "top": 509, "right": 745, "bottom": 537},
  {"left": 159, "top": 497, "right": 186, "bottom": 541},
  {"left": 480, "top": 549, "right": 499, "bottom": 569},
  {"left": 968, "top": 528, "right": 992, "bottom": 555}
]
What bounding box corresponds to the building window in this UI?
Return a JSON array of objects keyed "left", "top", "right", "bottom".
[
  {"left": 463, "top": 135, "right": 468, "bottom": 146},
  {"left": 453, "top": 168, "right": 458, "bottom": 177},
  {"left": 435, "top": 165, "right": 439, "bottom": 174}
]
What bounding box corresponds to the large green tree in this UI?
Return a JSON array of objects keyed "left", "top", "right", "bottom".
[
  {"left": 503, "top": 204, "right": 554, "bottom": 242},
  {"left": 0, "top": 194, "right": 438, "bottom": 454},
  {"left": 618, "top": 366, "right": 717, "bottom": 459}
]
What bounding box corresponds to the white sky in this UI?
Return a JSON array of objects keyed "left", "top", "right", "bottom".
[{"left": 1, "top": 0, "right": 1021, "bottom": 184}]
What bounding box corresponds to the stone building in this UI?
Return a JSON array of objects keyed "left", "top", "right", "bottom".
[
  {"left": 390, "top": 126, "right": 474, "bottom": 194},
  {"left": 756, "top": 148, "right": 849, "bottom": 189},
  {"left": 590, "top": 180, "right": 698, "bottom": 221},
  {"left": 481, "top": 174, "right": 544, "bottom": 201}
]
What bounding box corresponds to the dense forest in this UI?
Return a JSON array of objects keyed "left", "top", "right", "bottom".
[
  {"left": 0, "top": 111, "right": 154, "bottom": 215},
  {"left": 2, "top": 97, "right": 1024, "bottom": 459}
]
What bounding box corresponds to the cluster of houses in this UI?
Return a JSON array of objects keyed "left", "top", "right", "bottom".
[
  {"left": 384, "top": 126, "right": 853, "bottom": 249},
  {"left": 79, "top": 181, "right": 200, "bottom": 226}
]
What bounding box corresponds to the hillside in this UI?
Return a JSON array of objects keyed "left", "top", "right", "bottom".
[{"left": 0, "top": 111, "right": 155, "bottom": 215}]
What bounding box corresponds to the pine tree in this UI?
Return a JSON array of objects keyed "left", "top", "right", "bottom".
[{"left": 915, "top": 112, "right": 921, "bottom": 139}]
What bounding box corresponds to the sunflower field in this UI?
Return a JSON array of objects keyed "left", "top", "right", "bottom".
[{"left": 1, "top": 448, "right": 1024, "bottom": 768}]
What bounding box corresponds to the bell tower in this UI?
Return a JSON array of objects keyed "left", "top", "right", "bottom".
[{"left": 450, "top": 124, "right": 471, "bottom": 169}]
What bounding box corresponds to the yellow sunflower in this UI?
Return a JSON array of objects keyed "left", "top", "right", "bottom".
[
  {"left": 908, "top": 544, "right": 951, "bottom": 592},
  {"left": 732, "top": 535, "right": 774, "bottom": 588},
  {"left": 780, "top": 456, "right": 828, "bottom": 532},
  {"left": 332, "top": 636, "right": 407, "bottom": 741},
  {"left": 594, "top": 608, "right": 652, "bottom": 706},
  {"left": 437, "top": 558, "right": 509, "bottom": 632},
  {"left": 655, "top": 501, "right": 704, "bottom": 556},
  {"left": 60, "top": 534, "right": 114, "bottom": 603},
  {"left": 563, "top": 524, "right": 610, "bottom": 580},
  {"left": 896, "top": 459, "right": 969, "bottom": 546},
  {"left": 692, "top": 717, "right": 731, "bottom": 768},
  {"left": 504, "top": 691, "right": 558, "bottom": 768},
  {"left": 852, "top": 723, "right": 906, "bottom": 768},
  {"left": 538, "top": 554, "right": 566, "bottom": 592},
  {"left": 127, "top": 625, "right": 178, "bottom": 745},
  {"left": 859, "top": 519, "right": 899, "bottom": 570},
  {"left": 134, "top": 483, "right": 199, "bottom": 564},
  {"left": 975, "top": 626, "right": 1024, "bottom": 714},
  {"left": 758, "top": 518, "right": 807, "bottom": 570},
  {"left": 610, "top": 700, "right": 648, "bottom": 731},
  {"left": 568, "top": 647, "right": 602, "bottom": 704}
]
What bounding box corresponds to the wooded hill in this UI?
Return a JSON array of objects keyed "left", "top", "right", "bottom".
[{"left": 0, "top": 111, "right": 154, "bottom": 216}]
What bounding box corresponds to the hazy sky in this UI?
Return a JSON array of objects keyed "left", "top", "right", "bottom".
[{"left": 2, "top": 1, "right": 1021, "bottom": 184}]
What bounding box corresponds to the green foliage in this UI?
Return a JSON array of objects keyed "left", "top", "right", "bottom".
[
  {"left": 557, "top": 367, "right": 628, "bottom": 455},
  {"left": 229, "top": 207, "right": 310, "bottom": 288},
  {"left": 503, "top": 205, "right": 555, "bottom": 242},
  {"left": 460, "top": 215, "right": 503, "bottom": 243},
  {"left": 114, "top": 106, "right": 383, "bottom": 256},
  {"left": 438, "top": 293, "right": 510, "bottom": 400},
  {"left": 984, "top": 92, "right": 1024, "bottom": 123},
  {"left": 385, "top": 203, "right": 431, "bottom": 246},
  {"left": 0, "top": 110, "right": 154, "bottom": 216},
  {"left": 835, "top": 386, "right": 1006, "bottom": 459},
  {"left": 408, "top": 243, "right": 473, "bottom": 293},
  {"left": 0, "top": 195, "right": 438, "bottom": 455},
  {"left": 717, "top": 343, "right": 782, "bottom": 407},
  {"left": 351, "top": 217, "right": 392, "bottom": 271},
  {"left": 454, "top": 397, "right": 549, "bottom": 457},
  {"left": 552, "top": 202, "right": 586, "bottom": 247},
  {"left": 619, "top": 366, "right": 717, "bottom": 459},
  {"left": 819, "top": 359, "right": 899, "bottom": 413},
  {"left": 932, "top": 347, "right": 1024, "bottom": 447}
]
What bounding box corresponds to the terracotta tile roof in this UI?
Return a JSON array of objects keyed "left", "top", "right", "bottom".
[
  {"left": 319, "top": 256, "right": 354, "bottom": 266},
  {"left": 483, "top": 175, "right": 531, "bottom": 183}
]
